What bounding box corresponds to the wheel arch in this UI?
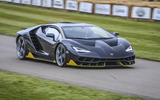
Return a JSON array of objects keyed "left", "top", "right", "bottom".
[{"left": 16, "top": 34, "right": 22, "bottom": 43}]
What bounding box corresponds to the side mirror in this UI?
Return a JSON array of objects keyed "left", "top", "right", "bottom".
[
  {"left": 46, "top": 33, "right": 55, "bottom": 41},
  {"left": 112, "top": 32, "right": 120, "bottom": 37}
]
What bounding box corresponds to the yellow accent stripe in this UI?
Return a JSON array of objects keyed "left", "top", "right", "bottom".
[
  {"left": 67, "top": 60, "right": 78, "bottom": 66},
  {"left": 119, "top": 62, "right": 124, "bottom": 66},
  {"left": 53, "top": 60, "right": 56, "bottom": 63},
  {"left": 104, "top": 62, "right": 106, "bottom": 66},
  {"left": 26, "top": 52, "right": 35, "bottom": 59},
  {"left": 67, "top": 60, "right": 106, "bottom": 67}
]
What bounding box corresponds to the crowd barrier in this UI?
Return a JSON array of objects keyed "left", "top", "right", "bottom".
[{"left": 0, "top": 0, "right": 160, "bottom": 21}]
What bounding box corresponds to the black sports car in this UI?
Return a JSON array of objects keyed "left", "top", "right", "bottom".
[{"left": 16, "top": 22, "right": 135, "bottom": 67}]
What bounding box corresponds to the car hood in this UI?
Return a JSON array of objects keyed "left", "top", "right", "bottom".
[
  {"left": 74, "top": 38, "right": 118, "bottom": 47},
  {"left": 63, "top": 37, "right": 134, "bottom": 58}
]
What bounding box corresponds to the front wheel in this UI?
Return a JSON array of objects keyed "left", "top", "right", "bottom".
[
  {"left": 16, "top": 36, "right": 27, "bottom": 60},
  {"left": 55, "top": 44, "right": 67, "bottom": 67}
]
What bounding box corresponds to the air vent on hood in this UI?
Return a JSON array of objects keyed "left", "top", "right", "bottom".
[
  {"left": 74, "top": 40, "right": 95, "bottom": 46},
  {"left": 103, "top": 38, "right": 118, "bottom": 47}
]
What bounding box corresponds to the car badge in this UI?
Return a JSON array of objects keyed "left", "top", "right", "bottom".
[{"left": 110, "top": 53, "right": 114, "bottom": 56}]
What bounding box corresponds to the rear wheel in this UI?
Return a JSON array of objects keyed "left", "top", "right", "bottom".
[
  {"left": 16, "top": 36, "right": 27, "bottom": 60},
  {"left": 56, "top": 44, "right": 67, "bottom": 67}
]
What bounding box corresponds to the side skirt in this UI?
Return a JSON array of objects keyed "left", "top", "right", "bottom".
[{"left": 26, "top": 52, "right": 55, "bottom": 63}]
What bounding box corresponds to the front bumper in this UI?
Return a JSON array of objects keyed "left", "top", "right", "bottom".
[{"left": 67, "top": 55, "right": 135, "bottom": 67}]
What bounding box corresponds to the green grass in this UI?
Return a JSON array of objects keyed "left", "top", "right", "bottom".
[
  {"left": 0, "top": 70, "right": 144, "bottom": 100},
  {"left": 0, "top": 2, "right": 160, "bottom": 61}
]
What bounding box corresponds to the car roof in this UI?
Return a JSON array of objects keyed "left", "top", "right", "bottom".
[{"left": 45, "top": 22, "right": 95, "bottom": 27}]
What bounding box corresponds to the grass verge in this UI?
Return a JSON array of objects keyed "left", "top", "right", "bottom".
[
  {"left": 0, "top": 70, "right": 144, "bottom": 100},
  {"left": 0, "top": 2, "right": 160, "bottom": 61}
]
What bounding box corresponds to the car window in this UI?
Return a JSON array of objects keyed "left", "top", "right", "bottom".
[
  {"left": 45, "top": 27, "right": 62, "bottom": 41},
  {"left": 62, "top": 26, "right": 114, "bottom": 39}
]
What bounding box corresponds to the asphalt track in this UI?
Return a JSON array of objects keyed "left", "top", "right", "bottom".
[{"left": 0, "top": 35, "right": 160, "bottom": 100}]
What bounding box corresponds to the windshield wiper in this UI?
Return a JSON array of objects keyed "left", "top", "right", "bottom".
[
  {"left": 86, "top": 37, "right": 114, "bottom": 40},
  {"left": 68, "top": 37, "right": 114, "bottom": 40},
  {"left": 69, "top": 38, "right": 87, "bottom": 39}
]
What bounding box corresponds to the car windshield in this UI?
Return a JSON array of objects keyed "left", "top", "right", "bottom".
[{"left": 62, "top": 26, "right": 115, "bottom": 39}]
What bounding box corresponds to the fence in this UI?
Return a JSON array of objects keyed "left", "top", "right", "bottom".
[{"left": 0, "top": 0, "right": 160, "bottom": 21}]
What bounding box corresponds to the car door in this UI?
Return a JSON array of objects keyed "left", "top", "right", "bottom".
[{"left": 36, "top": 25, "right": 62, "bottom": 60}]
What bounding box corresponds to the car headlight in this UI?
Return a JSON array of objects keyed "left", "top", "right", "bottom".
[
  {"left": 126, "top": 46, "right": 133, "bottom": 52},
  {"left": 72, "top": 46, "right": 90, "bottom": 53}
]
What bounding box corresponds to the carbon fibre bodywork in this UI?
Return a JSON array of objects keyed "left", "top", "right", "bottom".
[{"left": 16, "top": 22, "right": 135, "bottom": 67}]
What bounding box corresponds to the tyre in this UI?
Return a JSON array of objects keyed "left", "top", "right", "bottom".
[
  {"left": 16, "top": 36, "right": 27, "bottom": 60},
  {"left": 55, "top": 44, "right": 67, "bottom": 67}
]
